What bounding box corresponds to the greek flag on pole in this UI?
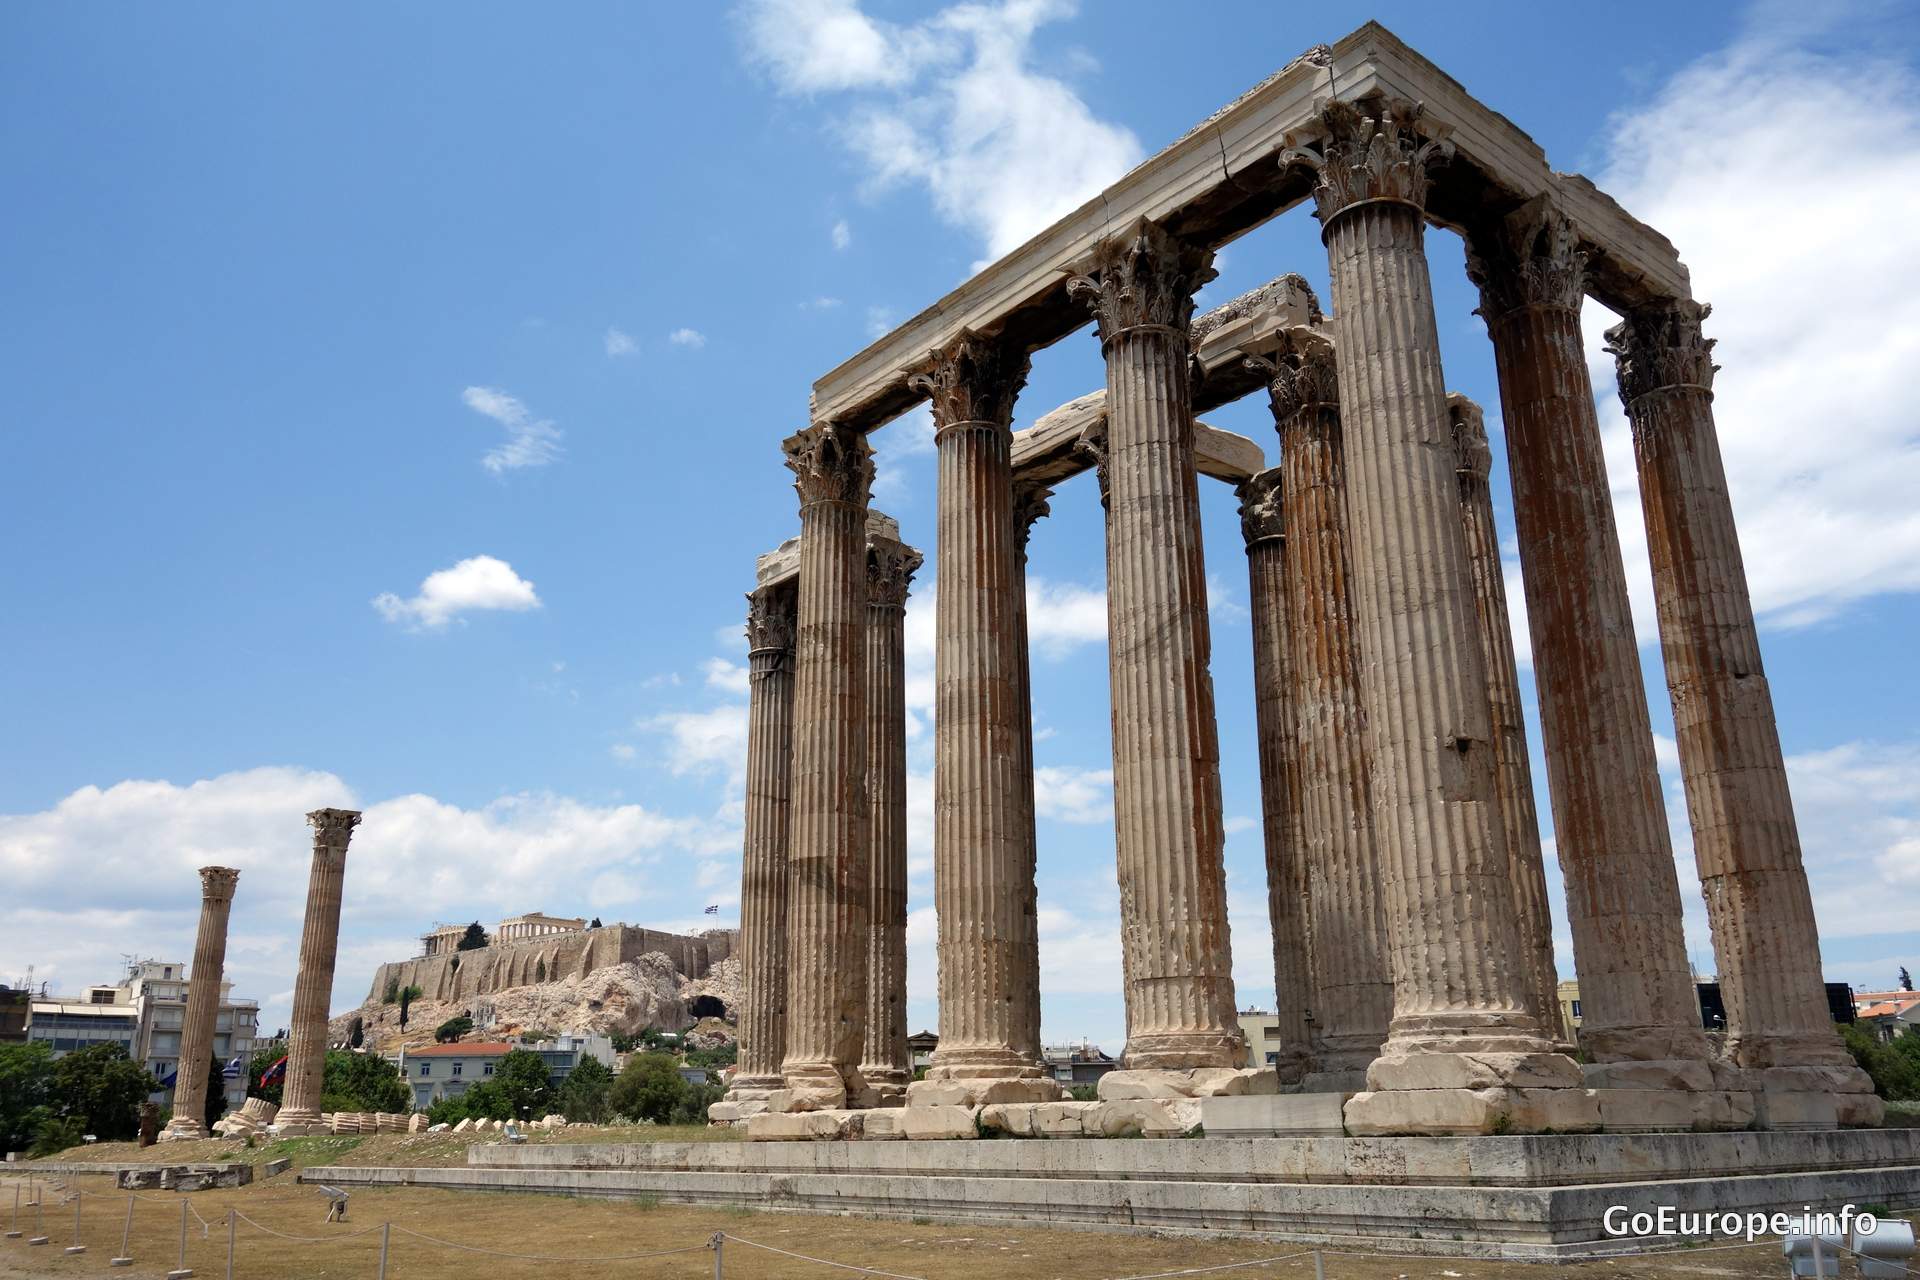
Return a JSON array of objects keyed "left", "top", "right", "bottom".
[
  {"left": 222, "top": 1057, "right": 243, "bottom": 1080},
  {"left": 704, "top": 904, "right": 719, "bottom": 915}
]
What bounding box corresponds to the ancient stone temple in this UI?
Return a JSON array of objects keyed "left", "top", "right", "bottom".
[
  {"left": 161, "top": 865, "right": 240, "bottom": 1140},
  {"left": 277, "top": 807, "right": 361, "bottom": 1135},
  {"left": 715, "top": 22, "right": 1879, "bottom": 1139}
]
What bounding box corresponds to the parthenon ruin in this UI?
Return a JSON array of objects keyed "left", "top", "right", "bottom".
[{"left": 713, "top": 22, "right": 1882, "bottom": 1138}]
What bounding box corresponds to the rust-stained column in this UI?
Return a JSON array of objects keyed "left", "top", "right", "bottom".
[
  {"left": 720, "top": 581, "right": 798, "bottom": 1113},
  {"left": 1261, "top": 335, "right": 1393, "bottom": 1090},
  {"left": 1284, "top": 98, "right": 1590, "bottom": 1135},
  {"left": 909, "top": 332, "right": 1058, "bottom": 1105},
  {"left": 1068, "top": 218, "right": 1245, "bottom": 1080},
  {"left": 279, "top": 809, "right": 360, "bottom": 1133},
  {"left": 1606, "top": 300, "right": 1882, "bottom": 1129},
  {"left": 859, "top": 536, "right": 922, "bottom": 1102},
  {"left": 1446, "top": 394, "right": 1565, "bottom": 1046},
  {"left": 1467, "top": 203, "right": 1732, "bottom": 1132},
  {"left": 779, "top": 423, "right": 874, "bottom": 1109},
  {"left": 1011, "top": 478, "right": 1054, "bottom": 1063},
  {"left": 1237, "top": 468, "right": 1313, "bottom": 1087},
  {"left": 162, "top": 866, "right": 241, "bottom": 1140}
]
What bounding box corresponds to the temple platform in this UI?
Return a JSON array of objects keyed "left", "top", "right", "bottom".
[{"left": 302, "top": 1129, "right": 1920, "bottom": 1260}]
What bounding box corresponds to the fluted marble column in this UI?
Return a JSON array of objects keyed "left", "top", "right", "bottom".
[
  {"left": 1011, "top": 478, "right": 1054, "bottom": 1063},
  {"left": 1068, "top": 218, "right": 1243, "bottom": 1073},
  {"left": 279, "top": 809, "right": 360, "bottom": 1132},
  {"left": 1466, "top": 204, "right": 1723, "bottom": 1128},
  {"left": 1446, "top": 394, "right": 1565, "bottom": 1046},
  {"left": 780, "top": 423, "right": 874, "bottom": 1108},
  {"left": 1285, "top": 98, "right": 1589, "bottom": 1134},
  {"left": 727, "top": 582, "right": 798, "bottom": 1101},
  {"left": 1606, "top": 300, "right": 1881, "bottom": 1127},
  {"left": 162, "top": 866, "right": 241, "bottom": 1140},
  {"left": 860, "top": 536, "right": 922, "bottom": 1101},
  {"left": 1262, "top": 336, "right": 1393, "bottom": 1088},
  {"left": 910, "top": 331, "right": 1056, "bottom": 1102},
  {"left": 1237, "top": 468, "right": 1313, "bottom": 1086}
]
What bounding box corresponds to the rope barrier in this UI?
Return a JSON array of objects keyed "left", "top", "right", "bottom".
[
  {"left": 231, "top": 1208, "right": 387, "bottom": 1243},
  {"left": 720, "top": 1232, "right": 936, "bottom": 1279},
  {"left": 1097, "top": 1251, "right": 1318, "bottom": 1279},
  {"left": 387, "top": 1222, "right": 711, "bottom": 1261}
]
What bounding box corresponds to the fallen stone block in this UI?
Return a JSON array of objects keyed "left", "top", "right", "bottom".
[
  {"left": 901, "top": 1105, "right": 981, "bottom": 1140},
  {"left": 1091, "top": 1099, "right": 1202, "bottom": 1138}
]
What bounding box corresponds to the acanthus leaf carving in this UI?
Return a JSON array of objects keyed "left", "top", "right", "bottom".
[
  {"left": 783, "top": 421, "right": 874, "bottom": 509},
  {"left": 866, "top": 538, "right": 923, "bottom": 610},
  {"left": 1279, "top": 95, "right": 1453, "bottom": 224},
  {"left": 1073, "top": 424, "right": 1111, "bottom": 510},
  {"left": 907, "top": 328, "right": 1030, "bottom": 429},
  {"left": 306, "top": 807, "right": 362, "bottom": 855},
  {"left": 1602, "top": 298, "right": 1718, "bottom": 405},
  {"left": 1448, "top": 395, "right": 1493, "bottom": 483},
  {"left": 1464, "top": 200, "right": 1587, "bottom": 318},
  {"left": 1262, "top": 328, "right": 1341, "bottom": 423},
  {"left": 745, "top": 583, "right": 798, "bottom": 654},
  {"left": 1236, "top": 469, "right": 1286, "bottom": 546},
  {"left": 1011, "top": 477, "right": 1054, "bottom": 551},
  {"left": 1066, "top": 217, "right": 1217, "bottom": 346},
  {"left": 198, "top": 865, "right": 242, "bottom": 900}
]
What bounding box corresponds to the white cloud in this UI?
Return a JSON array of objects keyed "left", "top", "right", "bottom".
[
  {"left": 801, "top": 296, "right": 844, "bottom": 310},
  {"left": 870, "top": 404, "right": 935, "bottom": 508},
  {"left": 1026, "top": 575, "right": 1106, "bottom": 658},
  {"left": 372, "top": 555, "right": 541, "bottom": 631},
  {"left": 668, "top": 328, "right": 707, "bottom": 349},
  {"left": 831, "top": 218, "right": 852, "bottom": 250},
  {"left": 740, "top": 0, "right": 1142, "bottom": 262},
  {"left": 648, "top": 704, "right": 751, "bottom": 786},
  {"left": 609, "top": 743, "right": 637, "bottom": 762},
  {"left": 703, "top": 657, "right": 751, "bottom": 694},
  {"left": 604, "top": 327, "right": 637, "bottom": 357},
  {"left": 1031, "top": 765, "right": 1112, "bottom": 824},
  {"left": 865, "top": 305, "right": 895, "bottom": 339},
  {"left": 462, "top": 386, "right": 562, "bottom": 474}
]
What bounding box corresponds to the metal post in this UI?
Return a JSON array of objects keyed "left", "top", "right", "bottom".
[
  {"left": 1811, "top": 1233, "right": 1827, "bottom": 1278},
  {"left": 111, "top": 1193, "right": 135, "bottom": 1267},
  {"left": 1312, "top": 1248, "right": 1325, "bottom": 1280},
  {"left": 378, "top": 1221, "right": 390, "bottom": 1280},
  {"left": 166, "top": 1198, "right": 194, "bottom": 1279},
  {"left": 27, "top": 1190, "right": 47, "bottom": 1245},
  {"left": 711, "top": 1230, "right": 725, "bottom": 1279},
  {"left": 224, "top": 1207, "right": 235, "bottom": 1280},
  {"left": 5, "top": 1182, "right": 20, "bottom": 1238},
  {"left": 65, "top": 1190, "right": 86, "bottom": 1254}
]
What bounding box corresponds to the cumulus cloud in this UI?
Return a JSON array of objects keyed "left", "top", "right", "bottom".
[
  {"left": 1026, "top": 575, "right": 1106, "bottom": 658},
  {"left": 462, "top": 386, "right": 562, "bottom": 474},
  {"left": 604, "top": 327, "right": 637, "bottom": 357},
  {"left": 1031, "top": 765, "right": 1113, "bottom": 824},
  {"left": 668, "top": 328, "right": 707, "bottom": 349},
  {"left": 372, "top": 555, "right": 541, "bottom": 630},
  {"left": 702, "top": 657, "right": 751, "bottom": 694},
  {"left": 738, "top": 0, "right": 1142, "bottom": 263},
  {"left": 648, "top": 704, "right": 751, "bottom": 787},
  {"left": 831, "top": 218, "right": 852, "bottom": 250}
]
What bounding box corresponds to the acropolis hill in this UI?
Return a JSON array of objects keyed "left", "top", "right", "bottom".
[{"left": 363, "top": 917, "right": 737, "bottom": 1007}]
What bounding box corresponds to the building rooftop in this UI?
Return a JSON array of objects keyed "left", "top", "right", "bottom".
[{"left": 405, "top": 1041, "right": 517, "bottom": 1057}]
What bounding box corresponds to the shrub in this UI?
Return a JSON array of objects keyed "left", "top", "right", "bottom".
[
  {"left": 671, "top": 1081, "right": 725, "bottom": 1126},
  {"left": 558, "top": 1057, "right": 614, "bottom": 1124},
  {"left": 319, "top": 1050, "right": 410, "bottom": 1113},
  {"left": 435, "top": 1016, "right": 473, "bottom": 1044},
  {"left": 609, "top": 1053, "right": 686, "bottom": 1124},
  {"left": 30, "top": 1115, "right": 85, "bottom": 1157},
  {"left": 1842, "top": 1023, "right": 1920, "bottom": 1100},
  {"left": 383, "top": 977, "right": 400, "bottom": 1004}
]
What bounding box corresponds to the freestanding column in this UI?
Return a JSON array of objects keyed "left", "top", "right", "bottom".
[
  {"left": 1446, "top": 394, "right": 1565, "bottom": 1046},
  {"left": 859, "top": 536, "right": 922, "bottom": 1101},
  {"left": 1263, "top": 335, "right": 1394, "bottom": 1090},
  {"left": 1283, "top": 98, "right": 1591, "bottom": 1135},
  {"left": 1068, "top": 218, "right": 1245, "bottom": 1077},
  {"left": 1237, "top": 468, "right": 1313, "bottom": 1087},
  {"left": 162, "top": 866, "right": 241, "bottom": 1140},
  {"left": 780, "top": 423, "right": 874, "bottom": 1109},
  {"left": 1011, "top": 478, "right": 1054, "bottom": 1063},
  {"left": 720, "top": 581, "right": 798, "bottom": 1113},
  {"left": 1606, "top": 300, "right": 1882, "bottom": 1128},
  {"left": 1466, "top": 203, "right": 1728, "bottom": 1130},
  {"left": 279, "top": 808, "right": 360, "bottom": 1133},
  {"left": 909, "top": 331, "right": 1057, "bottom": 1102}
]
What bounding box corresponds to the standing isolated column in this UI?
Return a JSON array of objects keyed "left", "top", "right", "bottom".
[
  {"left": 1446, "top": 394, "right": 1565, "bottom": 1046},
  {"left": 859, "top": 536, "right": 922, "bottom": 1101},
  {"left": 910, "top": 331, "right": 1057, "bottom": 1103},
  {"left": 1467, "top": 203, "right": 1728, "bottom": 1131},
  {"left": 1069, "top": 218, "right": 1245, "bottom": 1081},
  {"left": 780, "top": 423, "right": 874, "bottom": 1109},
  {"left": 279, "top": 809, "right": 361, "bottom": 1133},
  {"left": 1283, "top": 97, "right": 1591, "bottom": 1135},
  {"left": 718, "top": 581, "right": 798, "bottom": 1116},
  {"left": 1011, "top": 478, "right": 1054, "bottom": 1063},
  {"left": 1606, "top": 300, "right": 1882, "bottom": 1129},
  {"left": 1237, "top": 468, "right": 1313, "bottom": 1087},
  {"left": 1263, "top": 333, "right": 1394, "bottom": 1090},
  {"left": 162, "top": 866, "right": 241, "bottom": 1140}
]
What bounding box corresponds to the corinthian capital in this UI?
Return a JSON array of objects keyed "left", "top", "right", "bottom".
[
  {"left": 1602, "top": 298, "right": 1718, "bottom": 404},
  {"left": 866, "top": 537, "right": 923, "bottom": 610},
  {"left": 306, "top": 808, "right": 362, "bottom": 855},
  {"left": 1066, "top": 218, "right": 1217, "bottom": 347},
  {"left": 1012, "top": 477, "right": 1054, "bottom": 551},
  {"left": 783, "top": 422, "right": 874, "bottom": 509},
  {"left": 1448, "top": 394, "right": 1492, "bottom": 483},
  {"left": 1259, "top": 328, "right": 1341, "bottom": 423},
  {"left": 198, "top": 865, "right": 241, "bottom": 901},
  {"left": 1237, "top": 469, "right": 1286, "bottom": 546},
  {"left": 1279, "top": 95, "right": 1453, "bottom": 224},
  {"left": 1074, "top": 424, "right": 1111, "bottom": 509},
  {"left": 908, "top": 329, "right": 1031, "bottom": 429},
  {"left": 1465, "top": 200, "right": 1587, "bottom": 318},
  {"left": 745, "top": 583, "right": 797, "bottom": 654}
]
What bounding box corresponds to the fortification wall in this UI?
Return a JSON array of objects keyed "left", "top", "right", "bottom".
[{"left": 363, "top": 926, "right": 739, "bottom": 1006}]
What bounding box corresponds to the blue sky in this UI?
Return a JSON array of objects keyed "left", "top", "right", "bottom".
[{"left": 4, "top": 1, "right": 1917, "bottom": 1049}]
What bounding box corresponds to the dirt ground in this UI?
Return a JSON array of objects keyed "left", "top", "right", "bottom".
[{"left": 1, "top": 1134, "right": 1911, "bottom": 1279}]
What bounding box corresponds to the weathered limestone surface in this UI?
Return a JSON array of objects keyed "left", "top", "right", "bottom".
[
  {"left": 1237, "top": 468, "right": 1313, "bottom": 1086},
  {"left": 280, "top": 809, "right": 360, "bottom": 1132},
  {"left": 728, "top": 581, "right": 798, "bottom": 1100},
  {"left": 1466, "top": 204, "right": 1716, "bottom": 1103},
  {"left": 1010, "top": 478, "right": 1052, "bottom": 1064},
  {"left": 364, "top": 925, "right": 729, "bottom": 1007},
  {"left": 779, "top": 423, "right": 875, "bottom": 1109},
  {"left": 1605, "top": 300, "right": 1880, "bottom": 1124},
  {"left": 909, "top": 332, "right": 1054, "bottom": 1103},
  {"left": 162, "top": 866, "right": 240, "bottom": 1140},
  {"left": 1285, "top": 99, "right": 1585, "bottom": 1134},
  {"left": 1067, "top": 218, "right": 1243, "bottom": 1071},
  {"left": 1446, "top": 394, "right": 1563, "bottom": 1044},
  {"left": 859, "top": 536, "right": 922, "bottom": 1099},
  {"left": 1263, "top": 330, "right": 1392, "bottom": 1085}
]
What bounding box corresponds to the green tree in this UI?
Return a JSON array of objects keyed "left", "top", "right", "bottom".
[
  {"left": 50, "top": 1043, "right": 158, "bottom": 1140},
  {"left": 493, "top": 1049, "right": 554, "bottom": 1120},
  {"left": 457, "top": 922, "right": 488, "bottom": 952},
  {"left": 398, "top": 987, "right": 414, "bottom": 1031},
  {"left": 30, "top": 1116, "right": 85, "bottom": 1157},
  {"left": 684, "top": 1044, "right": 737, "bottom": 1069},
  {"left": 557, "top": 1056, "right": 613, "bottom": 1124},
  {"left": 608, "top": 1053, "right": 685, "bottom": 1124},
  {"left": 670, "top": 1081, "right": 725, "bottom": 1126},
  {"left": 318, "top": 1050, "right": 410, "bottom": 1113},
  {"left": 588, "top": 917, "right": 602, "bottom": 929},
  {"left": 383, "top": 977, "right": 400, "bottom": 1004},
  {"left": 1840, "top": 1022, "right": 1920, "bottom": 1100},
  {"left": 0, "top": 1041, "right": 56, "bottom": 1153},
  {"left": 435, "top": 1015, "right": 473, "bottom": 1043}
]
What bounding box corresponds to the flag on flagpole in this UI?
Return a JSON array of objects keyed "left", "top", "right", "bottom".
[
  {"left": 222, "top": 1057, "right": 243, "bottom": 1080},
  {"left": 704, "top": 904, "right": 719, "bottom": 915},
  {"left": 261, "top": 1055, "right": 288, "bottom": 1086}
]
